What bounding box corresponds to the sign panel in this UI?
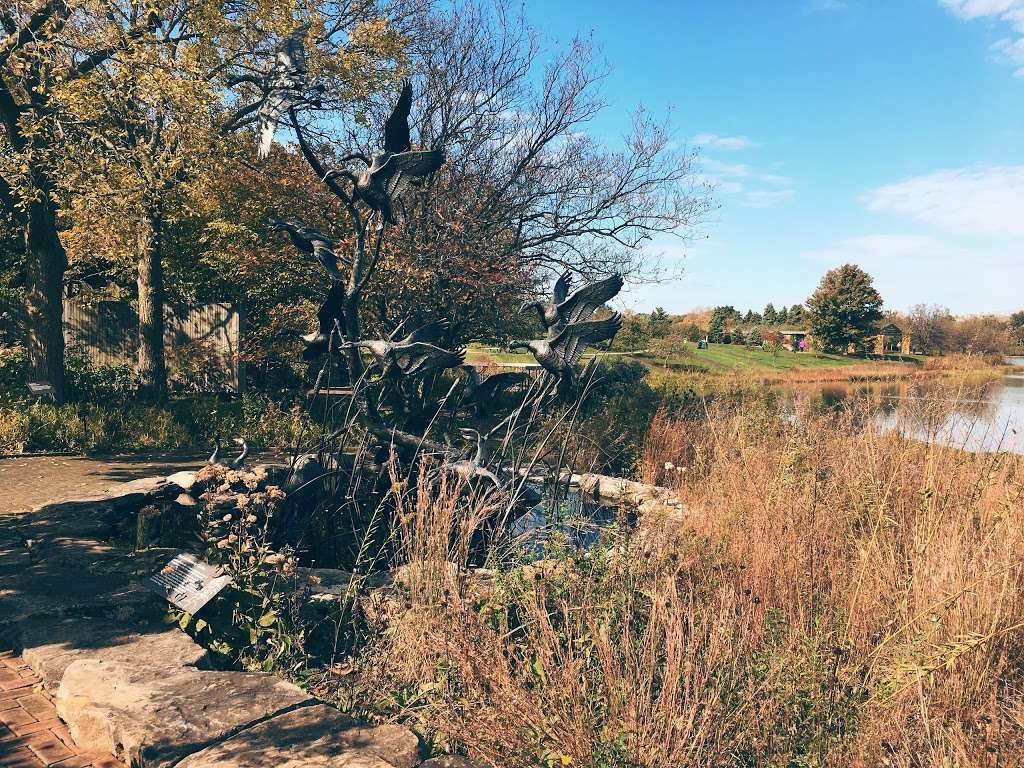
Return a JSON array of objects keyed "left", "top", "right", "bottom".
[{"left": 149, "top": 553, "right": 231, "bottom": 614}]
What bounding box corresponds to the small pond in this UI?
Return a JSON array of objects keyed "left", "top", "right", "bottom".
[{"left": 783, "top": 359, "right": 1024, "bottom": 454}]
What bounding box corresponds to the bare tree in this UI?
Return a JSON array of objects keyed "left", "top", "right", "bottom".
[{"left": 292, "top": 0, "right": 710, "bottom": 338}]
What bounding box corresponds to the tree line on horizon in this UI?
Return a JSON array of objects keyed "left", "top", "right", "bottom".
[{"left": 617, "top": 264, "right": 1023, "bottom": 357}]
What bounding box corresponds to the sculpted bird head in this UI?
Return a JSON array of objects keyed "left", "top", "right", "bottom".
[{"left": 519, "top": 300, "right": 539, "bottom": 314}]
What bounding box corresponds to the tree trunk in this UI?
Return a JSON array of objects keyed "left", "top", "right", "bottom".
[
  {"left": 136, "top": 193, "right": 166, "bottom": 400},
  {"left": 23, "top": 194, "right": 67, "bottom": 402}
]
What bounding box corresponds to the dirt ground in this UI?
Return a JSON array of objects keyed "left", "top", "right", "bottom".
[{"left": 0, "top": 454, "right": 209, "bottom": 516}]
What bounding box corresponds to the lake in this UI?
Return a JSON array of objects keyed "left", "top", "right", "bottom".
[{"left": 788, "top": 359, "right": 1024, "bottom": 454}]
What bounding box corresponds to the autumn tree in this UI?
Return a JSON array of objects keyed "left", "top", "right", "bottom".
[
  {"left": 0, "top": 0, "right": 167, "bottom": 400},
  {"left": 57, "top": 1, "right": 411, "bottom": 398},
  {"left": 906, "top": 304, "right": 954, "bottom": 355},
  {"left": 806, "top": 264, "right": 883, "bottom": 353}
]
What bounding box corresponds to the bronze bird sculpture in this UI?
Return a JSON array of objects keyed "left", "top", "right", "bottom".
[
  {"left": 521, "top": 272, "right": 624, "bottom": 337},
  {"left": 455, "top": 364, "right": 527, "bottom": 417},
  {"left": 276, "top": 281, "right": 346, "bottom": 361},
  {"left": 272, "top": 219, "right": 349, "bottom": 281},
  {"left": 322, "top": 80, "right": 444, "bottom": 226},
  {"left": 508, "top": 312, "right": 622, "bottom": 393},
  {"left": 344, "top": 333, "right": 465, "bottom": 378},
  {"left": 444, "top": 427, "right": 500, "bottom": 488},
  {"left": 256, "top": 24, "right": 309, "bottom": 159}
]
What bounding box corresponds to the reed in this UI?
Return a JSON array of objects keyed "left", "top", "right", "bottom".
[{"left": 357, "top": 383, "right": 1024, "bottom": 767}]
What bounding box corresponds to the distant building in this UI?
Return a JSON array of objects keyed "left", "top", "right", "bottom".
[
  {"left": 778, "top": 329, "right": 809, "bottom": 352},
  {"left": 846, "top": 323, "right": 912, "bottom": 355}
]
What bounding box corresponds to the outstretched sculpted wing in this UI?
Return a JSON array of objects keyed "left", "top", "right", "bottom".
[
  {"left": 316, "top": 281, "right": 346, "bottom": 336},
  {"left": 375, "top": 149, "right": 446, "bottom": 190},
  {"left": 555, "top": 312, "right": 622, "bottom": 366},
  {"left": 558, "top": 273, "right": 624, "bottom": 326},
  {"left": 312, "top": 241, "right": 349, "bottom": 281},
  {"left": 552, "top": 271, "right": 572, "bottom": 304},
  {"left": 394, "top": 342, "right": 465, "bottom": 376},
  {"left": 383, "top": 79, "right": 413, "bottom": 154},
  {"left": 256, "top": 25, "right": 309, "bottom": 160},
  {"left": 402, "top": 319, "right": 450, "bottom": 345}
]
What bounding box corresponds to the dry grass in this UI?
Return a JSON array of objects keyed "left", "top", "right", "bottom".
[{"left": 357, "top": 385, "right": 1024, "bottom": 767}]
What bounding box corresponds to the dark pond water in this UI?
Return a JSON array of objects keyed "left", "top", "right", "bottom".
[
  {"left": 784, "top": 360, "right": 1024, "bottom": 454},
  {"left": 511, "top": 491, "right": 622, "bottom": 558}
]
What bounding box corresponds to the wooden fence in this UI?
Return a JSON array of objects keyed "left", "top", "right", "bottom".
[{"left": 62, "top": 299, "right": 244, "bottom": 392}]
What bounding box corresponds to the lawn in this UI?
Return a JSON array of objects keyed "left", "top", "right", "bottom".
[
  {"left": 644, "top": 344, "right": 869, "bottom": 372},
  {"left": 467, "top": 342, "right": 926, "bottom": 373}
]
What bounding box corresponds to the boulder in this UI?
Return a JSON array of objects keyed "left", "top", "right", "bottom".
[
  {"left": 177, "top": 704, "right": 419, "bottom": 768},
  {"left": 19, "top": 616, "right": 207, "bottom": 691},
  {"left": 104, "top": 476, "right": 177, "bottom": 512},
  {"left": 167, "top": 471, "right": 199, "bottom": 492},
  {"left": 57, "top": 660, "right": 313, "bottom": 767}
]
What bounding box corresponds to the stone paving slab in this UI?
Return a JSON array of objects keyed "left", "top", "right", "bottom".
[
  {"left": 57, "top": 660, "right": 314, "bottom": 767},
  {"left": 18, "top": 616, "right": 208, "bottom": 692},
  {"left": 176, "top": 704, "right": 420, "bottom": 768}
]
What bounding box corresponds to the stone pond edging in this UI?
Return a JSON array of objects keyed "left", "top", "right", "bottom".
[{"left": 0, "top": 471, "right": 483, "bottom": 768}]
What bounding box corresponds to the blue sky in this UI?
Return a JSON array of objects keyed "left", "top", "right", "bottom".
[{"left": 523, "top": 0, "right": 1024, "bottom": 316}]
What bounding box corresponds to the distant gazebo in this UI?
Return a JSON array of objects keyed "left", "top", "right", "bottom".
[
  {"left": 873, "top": 323, "right": 911, "bottom": 355},
  {"left": 778, "top": 329, "right": 809, "bottom": 352}
]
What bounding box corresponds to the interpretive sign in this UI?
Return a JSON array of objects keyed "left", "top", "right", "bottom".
[{"left": 149, "top": 553, "right": 231, "bottom": 614}]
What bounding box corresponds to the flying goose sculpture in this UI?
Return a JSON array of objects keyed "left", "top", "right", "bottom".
[
  {"left": 272, "top": 219, "right": 349, "bottom": 281},
  {"left": 508, "top": 312, "right": 623, "bottom": 392},
  {"left": 322, "top": 80, "right": 444, "bottom": 226},
  {"left": 455, "top": 365, "right": 528, "bottom": 417},
  {"left": 344, "top": 333, "right": 465, "bottom": 378},
  {"left": 256, "top": 24, "right": 309, "bottom": 160},
  {"left": 521, "top": 272, "right": 624, "bottom": 337},
  {"left": 276, "top": 281, "right": 345, "bottom": 361}
]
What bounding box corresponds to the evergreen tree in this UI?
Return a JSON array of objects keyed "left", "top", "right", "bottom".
[
  {"left": 806, "top": 264, "right": 884, "bottom": 352},
  {"left": 647, "top": 307, "right": 671, "bottom": 338},
  {"left": 763, "top": 303, "right": 778, "bottom": 325},
  {"left": 707, "top": 313, "right": 726, "bottom": 343},
  {"left": 776, "top": 306, "right": 789, "bottom": 325},
  {"left": 748, "top": 327, "right": 763, "bottom": 346},
  {"left": 788, "top": 304, "right": 804, "bottom": 326}
]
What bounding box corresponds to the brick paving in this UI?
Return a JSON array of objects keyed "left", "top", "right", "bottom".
[{"left": 0, "top": 651, "right": 122, "bottom": 768}]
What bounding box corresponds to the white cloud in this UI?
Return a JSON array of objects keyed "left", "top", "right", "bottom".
[
  {"left": 760, "top": 173, "right": 795, "bottom": 185},
  {"left": 702, "top": 159, "right": 749, "bottom": 177},
  {"left": 940, "top": 0, "right": 1024, "bottom": 28},
  {"left": 803, "top": 234, "right": 1021, "bottom": 312},
  {"left": 992, "top": 36, "right": 1024, "bottom": 76},
  {"left": 692, "top": 133, "right": 758, "bottom": 151},
  {"left": 744, "top": 189, "right": 795, "bottom": 208},
  {"left": 864, "top": 165, "right": 1024, "bottom": 236},
  {"left": 694, "top": 174, "right": 744, "bottom": 194},
  {"left": 939, "top": 0, "right": 1024, "bottom": 74}
]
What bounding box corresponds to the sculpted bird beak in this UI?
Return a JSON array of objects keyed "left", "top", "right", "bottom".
[
  {"left": 322, "top": 169, "right": 341, "bottom": 182},
  {"left": 519, "top": 301, "right": 532, "bottom": 314}
]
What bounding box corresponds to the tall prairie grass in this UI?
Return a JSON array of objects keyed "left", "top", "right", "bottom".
[{"left": 357, "top": 387, "right": 1024, "bottom": 767}]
